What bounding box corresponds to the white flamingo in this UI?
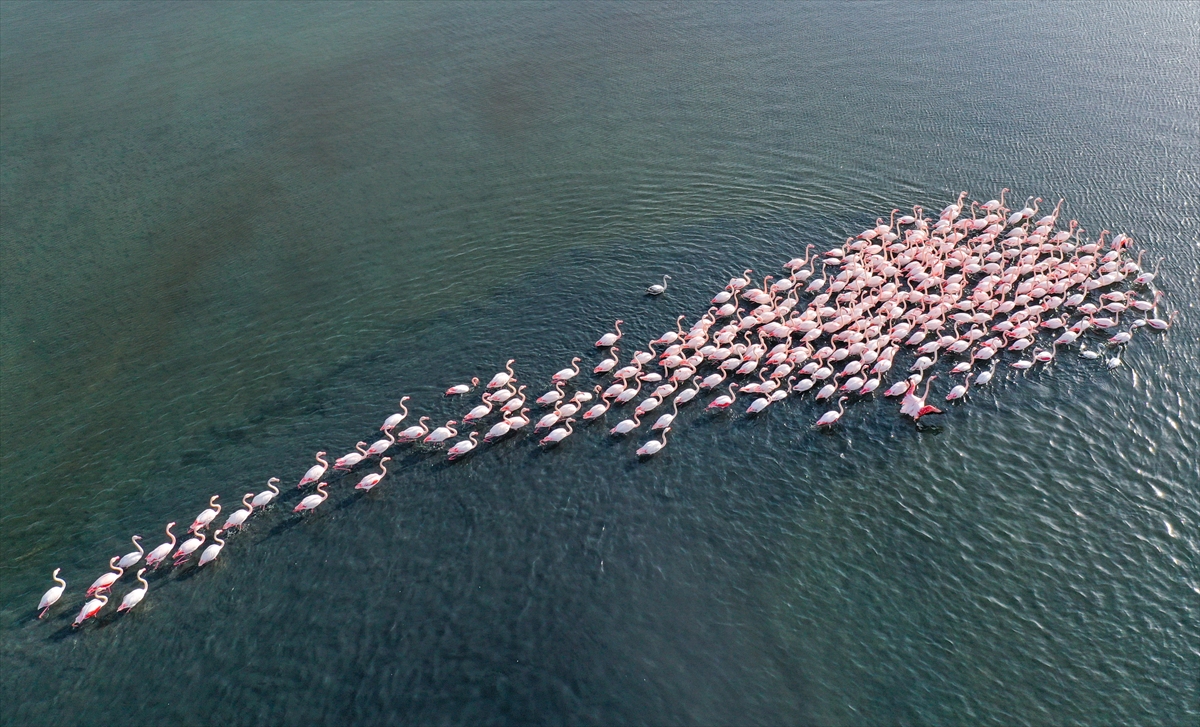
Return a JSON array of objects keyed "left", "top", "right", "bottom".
[
  {"left": 37, "top": 569, "right": 66, "bottom": 619},
  {"left": 117, "top": 569, "right": 149, "bottom": 613}
]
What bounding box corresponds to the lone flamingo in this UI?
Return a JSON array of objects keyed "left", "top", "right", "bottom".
[{"left": 37, "top": 569, "right": 66, "bottom": 618}]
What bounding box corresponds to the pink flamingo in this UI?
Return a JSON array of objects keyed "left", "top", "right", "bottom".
[
  {"left": 487, "top": 359, "right": 516, "bottom": 389},
  {"left": 706, "top": 383, "right": 740, "bottom": 411},
  {"left": 143, "top": 522, "right": 177, "bottom": 568},
  {"left": 294, "top": 482, "right": 330, "bottom": 513},
  {"left": 297, "top": 452, "right": 329, "bottom": 489},
  {"left": 396, "top": 416, "right": 432, "bottom": 442},
  {"left": 334, "top": 442, "right": 370, "bottom": 470},
  {"left": 596, "top": 320, "right": 624, "bottom": 347},
  {"left": 189, "top": 496, "right": 221, "bottom": 532},
  {"left": 445, "top": 379, "right": 479, "bottom": 397},
  {"left": 815, "top": 396, "right": 848, "bottom": 427},
  {"left": 447, "top": 433, "right": 480, "bottom": 461},
  {"left": 380, "top": 397, "right": 411, "bottom": 431},
  {"left": 86, "top": 558, "right": 123, "bottom": 596},
  {"left": 221, "top": 493, "right": 256, "bottom": 530},
  {"left": 636, "top": 427, "right": 671, "bottom": 457},
  {"left": 355, "top": 457, "right": 391, "bottom": 490},
  {"left": 73, "top": 593, "right": 108, "bottom": 628}
]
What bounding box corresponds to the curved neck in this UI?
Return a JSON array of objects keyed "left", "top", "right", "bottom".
[
  {"left": 166, "top": 524, "right": 176, "bottom": 545},
  {"left": 398, "top": 398, "right": 409, "bottom": 417},
  {"left": 505, "top": 360, "right": 515, "bottom": 376},
  {"left": 132, "top": 537, "right": 143, "bottom": 554},
  {"left": 316, "top": 483, "right": 328, "bottom": 499},
  {"left": 242, "top": 493, "right": 254, "bottom": 509},
  {"left": 53, "top": 571, "right": 66, "bottom": 588},
  {"left": 268, "top": 479, "right": 280, "bottom": 495},
  {"left": 212, "top": 531, "right": 225, "bottom": 547},
  {"left": 137, "top": 571, "right": 148, "bottom": 589},
  {"left": 315, "top": 453, "right": 328, "bottom": 467}
]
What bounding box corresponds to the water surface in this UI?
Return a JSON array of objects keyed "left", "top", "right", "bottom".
[{"left": 2, "top": 2, "right": 1198, "bottom": 725}]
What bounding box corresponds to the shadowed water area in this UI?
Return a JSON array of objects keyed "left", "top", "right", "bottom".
[{"left": 2, "top": 2, "right": 1198, "bottom": 725}]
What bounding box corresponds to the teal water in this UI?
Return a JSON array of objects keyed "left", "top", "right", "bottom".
[{"left": 2, "top": 2, "right": 1198, "bottom": 725}]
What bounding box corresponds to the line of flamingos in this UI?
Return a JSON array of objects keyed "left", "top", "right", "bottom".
[{"left": 40, "top": 190, "right": 1175, "bottom": 627}]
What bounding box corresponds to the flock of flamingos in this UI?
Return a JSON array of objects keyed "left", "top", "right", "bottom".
[{"left": 39, "top": 190, "right": 1175, "bottom": 628}]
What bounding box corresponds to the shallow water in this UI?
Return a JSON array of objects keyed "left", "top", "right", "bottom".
[{"left": 2, "top": 2, "right": 1198, "bottom": 725}]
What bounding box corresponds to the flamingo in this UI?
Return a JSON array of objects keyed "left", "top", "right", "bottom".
[
  {"left": 610, "top": 411, "right": 642, "bottom": 436},
  {"left": 297, "top": 452, "right": 329, "bottom": 489},
  {"left": 73, "top": 592, "right": 107, "bottom": 628},
  {"left": 484, "top": 414, "right": 519, "bottom": 442},
  {"left": 86, "top": 558, "right": 123, "bottom": 596},
  {"left": 815, "top": 396, "right": 848, "bottom": 427},
  {"left": 252, "top": 475, "right": 282, "bottom": 511},
  {"left": 706, "top": 383, "right": 739, "bottom": 411},
  {"left": 1146, "top": 312, "right": 1176, "bottom": 330},
  {"left": 198, "top": 530, "right": 226, "bottom": 567},
  {"left": 746, "top": 396, "right": 771, "bottom": 415},
  {"left": 424, "top": 420, "right": 459, "bottom": 444},
  {"left": 537, "top": 382, "right": 566, "bottom": 406},
  {"left": 117, "top": 536, "right": 144, "bottom": 570},
  {"left": 635, "top": 394, "right": 662, "bottom": 417},
  {"left": 583, "top": 394, "right": 611, "bottom": 421},
  {"left": 143, "top": 522, "right": 177, "bottom": 569},
  {"left": 117, "top": 569, "right": 149, "bottom": 613},
  {"left": 462, "top": 398, "right": 494, "bottom": 423},
  {"left": 652, "top": 400, "right": 680, "bottom": 430},
  {"left": 488, "top": 383, "right": 518, "bottom": 404},
  {"left": 540, "top": 418, "right": 576, "bottom": 447},
  {"left": 380, "top": 396, "right": 411, "bottom": 430},
  {"left": 447, "top": 433, "right": 479, "bottom": 461},
  {"left": 945, "top": 376, "right": 970, "bottom": 401},
  {"left": 363, "top": 429, "right": 396, "bottom": 457},
  {"left": 901, "top": 376, "right": 941, "bottom": 421},
  {"left": 614, "top": 378, "right": 643, "bottom": 405},
  {"left": 506, "top": 408, "right": 533, "bottom": 432},
  {"left": 221, "top": 493, "right": 256, "bottom": 530},
  {"left": 674, "top": 380, "right": 702, "bottom": 406},
  {"left": 37, "top": 569, "right": 66, "bottom": 618},
  {"left": 396, "top": 416, "right": 432, "bottom": 442},
  {"left": 333, "top": 442, "right": 370, "bottom": 470},
  {"left": 596, "top": 320, "right": 624, "bottom": 347},
  {"left": 535, "top": 404, "right": 563, "bottom": 432},
  {"left": 975, "top": 363, "right": 997, "bottom": 386},
  {"left": 594, "top": 347, "right": 620, "bottom": 374},
  {"left": 445, "top": 379, "right": 479, "bottom": 397},
  {"left": 552, "top": 357, "right": 582, "bottom": 383},
  {"left": 294, "top": 482, "right": 330, "bottom": 513},
  {"left": 647, "top": 275, "right": 671, "bottom": 296},
  {"left": 487, "top": 359, "right": 516, "bottom": 389},
  {"left": 500, "top": 385, "right": 529, "bottom": 414},
  {"left": 173, "top": 530, "right": 206, "bottom": 565},
  {"left": 636, "top": 427, "right": 671, "bottom": 457},
  {"left": 189, "top": 496, "right": 221, "bottom": 532}
]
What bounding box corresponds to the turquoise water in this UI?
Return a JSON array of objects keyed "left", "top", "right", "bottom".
[{"left": 2, "top": 2, "right": 1198, "bottom": 724}]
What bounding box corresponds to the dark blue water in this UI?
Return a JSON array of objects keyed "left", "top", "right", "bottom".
[{"left": 2, "top": 3, "right": 1198, "bottom": 725}]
